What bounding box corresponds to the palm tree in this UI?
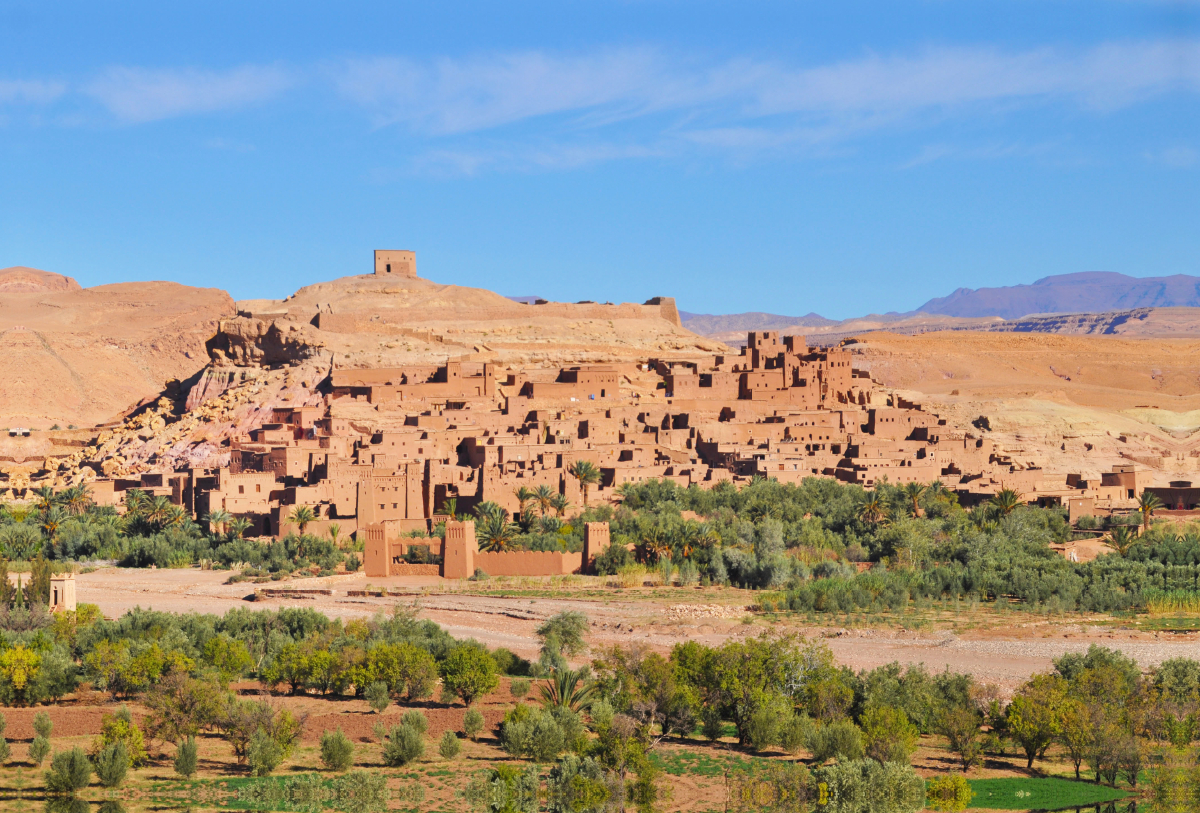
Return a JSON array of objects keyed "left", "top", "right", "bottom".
[
  {"left": 38, "top": 507, "right": 66, "bottom": 541},
  {"left": 327, "top": 522, "right": 343, "bottom": 548},
  {"left": 290, "top": 505, "right": 317, "bottom": 534},
  {"left": 204, "top": 509, "right": 233, "bottom": 538},
  {"left": 32, "top": 486, "right": 55, "bottom": 514},
  {"left": 902, "top": 482, "right": 927, "bottom": 518},
  {"left": 550, "top": 494, "right": 570, "bottom": 518},
  {"left": 477, "top": 513, "right": 518, "bottom": 553},
  {"left": 514, "top": 487, "right": 535, "bottom": 516},
  {"left": 568, "top": 460, "right": 602, "bottom": 507},
  {"left": 534, "top": 485, "right": 555, "bottom": 518},
  {"left": 1106, "top": 525, "right": 1137, "bottom": 557},
  {"left": 227, "top": 517, "right": 253, "bottom": 540},
  {"left": 991, "top": 488, "right": 1023, "bottom": 517},
  {"left": 641, "top": 528, "right": 670, "bottom": 564},
  {"left": 439, "top": 498, "right": 458, "bottom": 521},
  {"left": 124, "top": 488, "right": 150, "bottom": 517},
  {"left": 1137, "top": 492, "right": 1163, "bottom": 534},
  {"left": 859, "top": 493, "right": 886, "bottom": 525},
  {"left": 539, "top": 668, "right": 597, "bottom": 713},
  {"left": 163, "top": 505, "right": 187, "bottom": 529},
  {"left": 695, "top": 523, "right": 720, "bottom": 550},
  {"left": 146, "top": 496, "right": 174, "bottom": 529},
  {"left": 60, "top": 484, "right": 92, "bottom": 516},
  {"left": 473, "top": 501, "right": 506, "bottom": 522}
]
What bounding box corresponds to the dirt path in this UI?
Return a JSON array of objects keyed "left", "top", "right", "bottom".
[{"left": 77, "top": 568, "right": 1200, "bottom": 690}]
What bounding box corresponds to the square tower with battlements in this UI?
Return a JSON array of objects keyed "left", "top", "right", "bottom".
[{"left": 374, "top": 250, "right": 417, "bottom": 278}]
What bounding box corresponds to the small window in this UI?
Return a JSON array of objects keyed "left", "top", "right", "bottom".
[
  {"left": 256, "top": 484, "right": 261, "bottom": 493},
  {"left": 238, "top": 485, "right": 245, "bottom": 494}
]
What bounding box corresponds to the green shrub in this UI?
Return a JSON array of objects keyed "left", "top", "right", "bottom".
[
  {"left": 45, "top": 747, "right": 92, "bottom": 794},
  {"left": 490, "top": 647, "right": 531, "bottom": 677},
  {"left": 807, "top": 720, "right": 865, "bottom": 764},
  {"left": 173, "top": 736, "right": 198, "bottom": 778},
  {"left": 94, "top": 742, "right": 129, "bottom": 788},
  {"left": 500, "top": 705, "right": 566, "bottom": 763},
  {"left": 463, "top": 708, "right": 485, "bottom": 741},
  {"left": 926, "top": 773, "right": 975, "bottom": 812},
  {"left": 814, "top": 759, "right": 925, "bottom": 813},
  {"left": 438, "top": 730, "right": 461, "bottom": 759},
  {"left": 247, "top": 727, "right": 284, "bottom": 776},
  {"left": 0, "top": 738, "right": 9, "bottom": 765},
  {"left": 381, "top": 724, "right": 424, "bottom": 767},
  {"left": 701, "top": 707, "right": 725, "bottom": 742},
  {"left": 510, "top": 678, "right": 531, "bottom": 700},
  {"left": 861, "top": 705, "right": 920, "bottom": 765},
  {"left": 439, "top": 646, "right": 499, "bottom": 706},
  {"left": 320, "top": 728, "right": 355, "bottom": 772},
  {"left": 778, "top": 713, "right": 812, "bottom": 755},
  {"left": 464, "top": 765, "right": 540, "bottom": 813},
  {"left": 745, "top": 705, "right": 781, "bottom": 752},
  {"left": 30, "top": 735, "right": 51, "bottom": 766},
  {"left": 401, "top": 709, "right": 428, "bottom": 736},
  {"left": 333, "top": 769, "right": 391, "bottom": 809},
  {"left": 33, "top": 711, "right": 53, "bottom": 739},
  {"left": 364, "top": 681, "right": 390, "bottom": 714},
  {"left": 93, "top": 707, "right": 147, "bottom": 767}
]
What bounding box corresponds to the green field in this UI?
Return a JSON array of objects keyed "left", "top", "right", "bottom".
[{"left": 965, "top": 776, "right": 1132, "bottom": 810}]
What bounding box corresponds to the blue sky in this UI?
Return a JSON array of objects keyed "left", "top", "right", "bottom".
[{"left": 1, "top": 1, "right": 1197, "bottom": 319}]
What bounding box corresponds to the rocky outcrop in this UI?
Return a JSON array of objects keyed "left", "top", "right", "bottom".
[
  {"left": 206, "top": 317, "right": 328, "bottom": 367},
  {"left": 0, "top": 266, "right": 81, "bottom": 293}
]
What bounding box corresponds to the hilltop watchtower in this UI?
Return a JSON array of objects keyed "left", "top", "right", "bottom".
[{"left": 374, "top": 250, "right": 417, "bottom": 279}]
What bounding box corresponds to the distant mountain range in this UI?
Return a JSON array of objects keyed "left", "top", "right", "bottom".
[
  {"left": 682, "top": 272, "right": 1200, "bottom": 336},
  {"left": 676, "top": 310, "right": 838, "bottom": 335},
  {"left": 918, "top": 272, "right": 1200, "bottom": 319}
]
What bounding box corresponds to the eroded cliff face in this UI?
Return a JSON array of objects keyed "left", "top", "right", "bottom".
[
  {"left": 43, "top": 361, "right": 328, "bottom": 484},
  {"left": 206, "top": 317, "right": 328, "bottom": 367}
]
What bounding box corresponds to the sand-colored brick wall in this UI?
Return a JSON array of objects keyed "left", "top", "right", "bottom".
[{"left": 474, "top": 550, "right": 583, "bottom": 577}]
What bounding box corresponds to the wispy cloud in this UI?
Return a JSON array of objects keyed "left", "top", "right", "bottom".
[
  {"left": 332, "top": 39, "right": 1200, "bottom": 137},
  {"left": 402, "top": 140, "right": 665, "bottom": 177},
  {"left": 85, "top": 65, "right": 293, "bottom": 123},
  {"left": 0, "top": 79, "right": 66, "bottom": 105},
  {"left": 1145, "top": 145, "right": 1198, "bottom": 167},
  {"left": 899, "top": 140, "right": 1067, "bottom": 169}
]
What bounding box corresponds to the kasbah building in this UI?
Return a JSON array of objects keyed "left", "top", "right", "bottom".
[{"left": 35, "top": 252, "right": 1156, "bottom": 580}]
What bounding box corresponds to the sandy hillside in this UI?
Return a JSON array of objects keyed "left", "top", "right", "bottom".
[
  {"left": 0, "top": 266, "right": 234, "bottom": 430},
  {"left": 848, "top": 331, "right": 1200, "bottom": 484}
]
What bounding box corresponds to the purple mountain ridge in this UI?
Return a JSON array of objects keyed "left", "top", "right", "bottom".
[{"left": 917, "top": 272, "right": 1200, "bottom": 320}]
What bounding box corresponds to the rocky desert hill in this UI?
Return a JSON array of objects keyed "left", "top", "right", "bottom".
[
  {"left": 0, "top": 266, "right": 234, "bottom": 432},
  {"left": 214, "top": 270, "right": 718, "bottom": 370},
  {"left": 847, "top": 331, "right": 1200, "bottom": 484}
]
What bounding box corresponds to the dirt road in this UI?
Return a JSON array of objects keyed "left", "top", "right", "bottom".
[{"left": 78, "top": 568, "right": 1200, "bottom": 691}]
